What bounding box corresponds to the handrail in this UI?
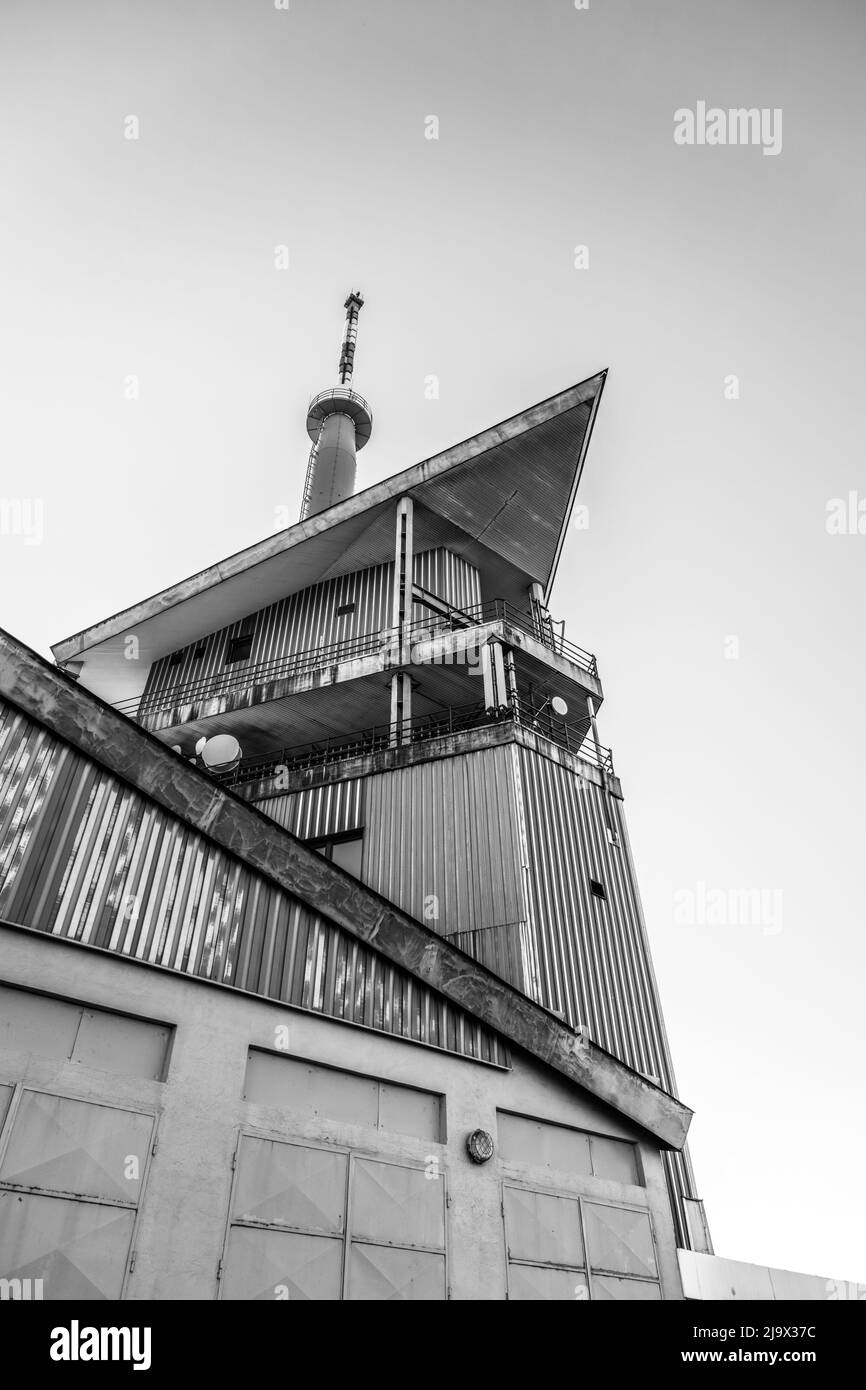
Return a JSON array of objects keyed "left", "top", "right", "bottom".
[
  {"left": 218, "top": 697, "right": 613, "bottom": 789},
  {"left": 113, "top": 599, "right": 599, "bottom": 721}
]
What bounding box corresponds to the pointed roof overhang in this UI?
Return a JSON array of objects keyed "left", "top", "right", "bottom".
[
  {"left": 52, "top": 372, "right": 607, "bottom": 668},
  {"left": 2, "top": 625, "right": 689, "bottom": 1150}
]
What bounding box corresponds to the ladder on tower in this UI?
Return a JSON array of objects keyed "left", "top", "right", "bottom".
[{"left": 299, "top": 425, "right": 322, "bottom": 522}]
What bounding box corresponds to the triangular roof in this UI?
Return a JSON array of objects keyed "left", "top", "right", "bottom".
[
  {"left": 52, "top": 372, "right": 606, "bottom": 668},
  {"left": 1, "top": 624, "right": 689, "bottom": 1149}
]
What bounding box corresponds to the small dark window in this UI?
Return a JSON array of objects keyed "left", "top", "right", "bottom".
[
  {"left": 589, "top": 879, "right": 606, "bottom": 901},
  {"left": 192, "top": 643, "right": 206, "bottom": 661},
  {"left": 225, "top": 634, "right": 254, "bottom": 665},
  {"left": 307, "top": 831, "right": 364, "bottom": 878},
  {"left": 336, "top": 602, "right": 355, "bottom": 617},
  {"left": 168, "top": 652, "right": 183, "bottom": 668}
]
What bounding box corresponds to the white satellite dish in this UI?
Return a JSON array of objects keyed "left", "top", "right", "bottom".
[
  {"left": 170, "top": 744, "right": 183, "bottom": 755},
  {"left": 551, "top": 696, "right": 569, "bottom": 718},
  {"left": 201, "top": 734, "right": 242, "bottom": 773},
  {"left": 194, "top": 736, "right": 208, "bottom": 757}
]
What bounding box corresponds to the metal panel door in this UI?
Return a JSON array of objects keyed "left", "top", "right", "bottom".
[
  {"left": 222, "top": 1227, "right": 343, "bottom": 1301},
  {"left": 231, "top": 1137, "right": 348, "bottom": 1235},
  {"left": 346, "top": 1243, "right": 446, "bottom": 1301},
  {"left": 0, "top": 1091, "right": 152, "bottom": 1203},
  {"left": 350, "top": 1158, "right": 445, "bottom": 1251},
  {"left": 503, "top": 1185, "right": 585, "bottom": 1268},
  {"left": 0, "top": 1190, "right": 135, "bottom": 1299}
]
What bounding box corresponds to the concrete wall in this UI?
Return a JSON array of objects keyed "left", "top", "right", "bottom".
[{"left": 0, "top": 924, "right": 683, "bottom": 1301}]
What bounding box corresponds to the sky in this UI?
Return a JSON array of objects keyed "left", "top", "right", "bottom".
[{"left": 1, "top": 0, "right": 864, "bottom": 1282}]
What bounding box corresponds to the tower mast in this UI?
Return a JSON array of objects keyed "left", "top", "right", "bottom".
[{"left": 300, "top": 291, "right": 373, "bottom": 520}]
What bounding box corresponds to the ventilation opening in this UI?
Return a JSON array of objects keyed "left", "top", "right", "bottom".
[
  {"left": 336, "top": 602, "right": 356, "bottom": 617},
  {"left": 167, "top": 652, "right": 183, "bottom": 668},
  {"left": 589, "top": 879, "right": 606, "bottom": 902},
  {"left": 225, "top": 634, "right": 254, "bottom": 665}
]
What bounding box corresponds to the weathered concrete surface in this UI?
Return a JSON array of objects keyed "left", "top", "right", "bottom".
[
  {"left": 0, "top": 625, "right": 689, "bottom": 1148},
  {"left": 0, "top": 921, "right": 685, "bottom": 1300}
]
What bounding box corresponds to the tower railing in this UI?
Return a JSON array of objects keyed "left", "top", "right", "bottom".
[
  {"left": 111, "top": 599, "right": 599, "bottom": 722},
  {"left": 217, "top": 697, "right": 613, "bottom": 790}
]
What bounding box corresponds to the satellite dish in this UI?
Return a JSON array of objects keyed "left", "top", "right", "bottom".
[
  {"left": 201, "top": 734, "right": 242, "bottom": 773},
  {"left": 170, "top": 744, "right": 183, "bottom": 755},
  {"left": 195, "top": 736, "right": 208, "bottom": 757},
  {"left": 551, "top": 696, "right": 569, "bottom": 718}
]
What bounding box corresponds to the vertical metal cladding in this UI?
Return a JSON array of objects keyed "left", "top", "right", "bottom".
[
  {"left": 143, "top": 560, "right": 396, "bottom": 702},
  {"left": 363, "top": 748, "right": 527, "bottom": 992},
  {"left": 356, "top": 736, "right": 698, "bottom": 1234},
  {"left": 514, "top": 744, "right": 699, "bottom": 1235},
  {"left": 255, "top": 780, "right": 365, "bottom": 840},
  {"left": 412, "top": 548, "right": 481, "bottom": 617},
  {"left": 0, "top": 701, "right": 508, "bottom": 1067},
  {"left": 143, "top": 547, "right": 479, "bottom": 706}
]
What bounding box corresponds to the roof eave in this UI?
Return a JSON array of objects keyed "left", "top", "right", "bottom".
[{"left": 52, "top": 372, "right": 607, "bottom": 665}]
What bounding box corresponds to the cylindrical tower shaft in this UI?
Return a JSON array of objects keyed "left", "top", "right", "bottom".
[{"left": 301, "top": 291, "right": 373, "bottom": 520}]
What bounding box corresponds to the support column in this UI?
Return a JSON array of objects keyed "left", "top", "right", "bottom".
[
  {"left": 389, "top": 672, "right": 413, "bottom": 748},
  {"left": 587, "top": 696, "right": 602, "bottom": 763},
  {"left": 481, "top": 640, "right": 508, "bottom": 712},
  {"left": 504, "top": 648, "right": 519, "bottom": 713},
  {"left": 390, "top": 497, "right": 414, "bottom": 745},
  {"left": 528, "top": 581, "right": 547, "bottom": 642}
]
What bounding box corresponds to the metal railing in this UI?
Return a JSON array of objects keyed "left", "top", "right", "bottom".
[
  {"left": 114, "top": 599, "right": 598, "bottom": 723},
  {"left": 112, "top": 625, "right": 388, "bottom": 720},
  {"left": 307, "top": 386, "right": 370, "bottom": 414},
  {"left": 407, "top": 599, "right": 598, "bottom": 675},
  {"left": 218, "top": 697, "right": 613, "bottom": 789}
]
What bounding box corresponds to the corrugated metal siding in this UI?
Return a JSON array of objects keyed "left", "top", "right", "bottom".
[
  {"left": 255, "top": 781, "right": 365, "bottom": 840},
  {"left": 513, "top": 746, "right": 697, "bottom": 1238},
  {"left": 412, "top": 548, "right": 481, "bottom": 616},
  {"left": 144, "top": 561, "right": 395, "bottom": 701},
  {"left": 144, "top": 547, "right": 478, "bottom": 705},
  {"left": 363, "top": 749, "right": 527, "bottom": 991},
  {"left": 0, "top": 702, "right": 508, "bottom": 1067},
  {"left": 357, "top": 738, "right": 697, "bottom": 1234}
]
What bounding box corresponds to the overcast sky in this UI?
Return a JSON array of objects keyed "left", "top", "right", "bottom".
[{"left": 1, "top": 0, "right": 864, "bottom": 1282}]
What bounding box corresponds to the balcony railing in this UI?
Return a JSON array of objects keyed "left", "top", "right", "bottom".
[
  {"left": 218, "top": 696, "right": 613, "bottom": 789},
  {"left": 113, "top": 599, "right": 598, "bottom": 723}
]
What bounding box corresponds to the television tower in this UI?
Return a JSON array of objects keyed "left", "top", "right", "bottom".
[{"left": 300, "top": 291, "right": 373, "bottom": 519}]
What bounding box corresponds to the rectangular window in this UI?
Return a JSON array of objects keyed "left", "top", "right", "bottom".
[
  {"left": 0, "top": 984, "right": 172, "bottom": 1081},
  {"left": 225, "top": 633, "right": 254, "bottom": 665},
  {"left": 307, "top": 831, "right": 363, "bottom": 879},
  {"left": 221, "top": 1137, "right": 446, "bottom": 1301},
  {"left": 243, "top": 1050, "right": 443, "bottom": 1143},
  {"left": 589, "top": 879, "right": 606, "bottom": 901},
  {"left": 336, "top": 603, "right": 355, "bottom": 617}
]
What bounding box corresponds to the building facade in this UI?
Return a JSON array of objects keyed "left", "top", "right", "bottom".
[{"left": 0, "top": 297, "right": 718, "bottom": 1299}]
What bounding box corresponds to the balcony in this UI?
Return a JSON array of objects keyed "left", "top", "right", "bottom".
[
  {"left": 113, "top": 600, "right": 599, "bottom": 726},
  {"left": 217, "top": 695, "right": 614, "bottom": 792}
]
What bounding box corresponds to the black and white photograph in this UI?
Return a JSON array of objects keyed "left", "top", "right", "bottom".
[{"left": 0, "top": 0, "right": 863, "bottom": 1349}]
